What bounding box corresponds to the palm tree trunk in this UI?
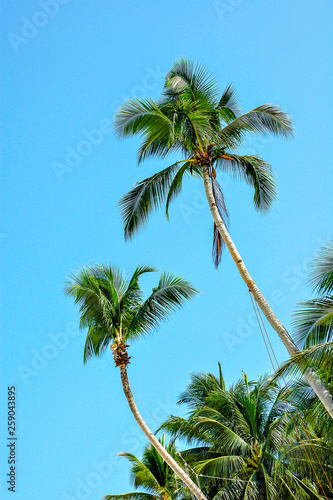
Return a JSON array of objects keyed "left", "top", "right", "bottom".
[
  {"left": 202, "top": 165, "right": 333, "bottom": 419},
  {"left": 119, "top": 365, "right": 208, "bottom": 500}
]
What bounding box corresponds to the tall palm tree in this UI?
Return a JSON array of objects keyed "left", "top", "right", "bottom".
[
  {"left": 65, "top": 264, "right": 208, "bottom": 500},
  {"left": 161, "top": 367, "right": 332, "bottom": 499},
  {"left": 104, "top": 436, "right": 190, "bottom": 500},
  {"left": 113, "top": 58, "right": 333, "bottom": 418}
]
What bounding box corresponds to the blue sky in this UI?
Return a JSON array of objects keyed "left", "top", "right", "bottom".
[{"left": 1, "top": 1, "right": 332, "bottom": 499}]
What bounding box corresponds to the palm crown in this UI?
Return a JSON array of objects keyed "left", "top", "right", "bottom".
[
  {"left": 114, "top": 59, "right": 294, "bottom": 266},
  {"left": 161, "top": 368, "right": 331, "bottom": 499},
  {"left": 65, "top": 264, "right": 198, "bottom": 364}
]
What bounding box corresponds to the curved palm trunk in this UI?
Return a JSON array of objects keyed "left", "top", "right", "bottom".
[
  {"left": 119, "top": 365, "right": 208, "bottom": 500},
  {"left": 202, "top": 165, "right": 333, "bottom": 419}
]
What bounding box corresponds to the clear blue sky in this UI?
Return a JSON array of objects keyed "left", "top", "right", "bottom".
[{"left": 1, "top": 1, "right": 332, "bottom": 499}]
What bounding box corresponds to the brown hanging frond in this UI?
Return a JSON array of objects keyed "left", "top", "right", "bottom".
[
  {"left": 211, "top": 175, "right": 229, "bottom": 268},
  {"left": 213, "top": 223, "right": 223, "bottom": 268}
]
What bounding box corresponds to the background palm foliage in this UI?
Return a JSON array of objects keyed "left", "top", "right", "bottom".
[
  {"left": 159, "top": 367, "right": 332, "bottom": 500},
  {"left": 272, "top": 241, "right": 333, "bottom": 465},
  {"left": 114, "top": 59, "right": 293, "bottom": 267},
  {"left": 104, "top": 436, "right": 190, "bottom": 500}
]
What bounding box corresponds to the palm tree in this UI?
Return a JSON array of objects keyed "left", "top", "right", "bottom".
[
  {"left": 293, "top": 240, "right": 333, "bottom": 349},
  {"left": 113, "top": 58, "right": 333, "bottom": 418},
  {"left": 273, "top": 241, "right": 333, "bottom": 443},
  {"left": 104, "top": 436, "right": 190, "bottom": 500},
  {"left": 65, "top": 264, "right": 208, "bottom": 500},
  {"left": 161, "top": 367, "right": 332, "bottom": 499}
]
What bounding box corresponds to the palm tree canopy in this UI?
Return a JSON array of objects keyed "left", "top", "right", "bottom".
[
  {"left": 114, "top": 59, "right": 294, "bottom": 266},
  {"left": 65, "top": 264, "right": 198, "bottom": 363},
  {"left": 104, "top": 436, "right": 190, "bottom": 500},
  {"left": 160, "top": 367, "right": 331, "bottom": 500},
  {"left": 293, "top": 240, "right": 333, "bottom": 348},
  {"left": 274, "top": 241, "right": 333, "bottom": 441}
]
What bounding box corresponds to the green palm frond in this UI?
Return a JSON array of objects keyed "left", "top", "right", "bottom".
[
  {"left": 119, "top": 163, "right": 182, "bottom": 240},
  {"left": 308, "top": 240, "right": 333, "bottom": 295},
  {"left": 165, "top": 161, "right": 200, "bottom": 220},
  {"left": 104, "top": 493, "right": 159, "bottom": 500},
  {"left": 293, "top": 298, "right": 333, "bottom": 347},
  {"left": 83, "top": 325, "right": 112, "bottom": 363},
  {"left": 164, "top": 59, "right": 220, "bottom": 105},
  {"left": 127, "top": 273, "right": 198, "bottom": 340},
  {"left": 105, "top": 438, "right": 185, "bottom": 500},
  {"left": 113, "top": 98, "right": 172, "bottom": 140},
  {"left": 273, "top": 342, "right": 333, "bottom": 381},
  {"left": 178, "top": 364, "right": 226, "bottom": 408},
  {"left": 219, "top": 104, "right": 294, "bottom": 144},
  {"left": 216, "top": 154, "right": 276, "bottom": 212},
  {"left": 216, "top": 84, "right": 241, "bottom": 122}
]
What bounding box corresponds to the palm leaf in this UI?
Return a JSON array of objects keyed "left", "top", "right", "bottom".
[
  {"left": 293, "top": 298, "right": 333, "bottom": 347},
  {"left": 127, "top": 273, "right": 198, "bottom": 340},
  {"left": 119, "top": 163, "right": 182, "bottom": 240},
  {"left": 216, "top": 154, "right": 276, "bottom": 212},
  {"left": 113, "top": 98, "right": 172, "bottom": 140},
  {"left": 308, "top": 240, "right": 333, "bottom": 295},
  {"left": 216, "top": 84, "right": 241, "bottom": 122},
  {"left": 219, "top": 104, "right": 294, "bottom": 145}
]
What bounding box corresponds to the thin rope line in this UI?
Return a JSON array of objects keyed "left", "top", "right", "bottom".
[
  {"left": 129, "top": 381, "right": 160, "bottom": 426},
  {"left": 198, "top": 473, "right": 249, "bottom": 483},
  {"left": 254, "top": 298, "right": 333, "bottom": 492},
  {"left": 249, "top": 292, "right": 330, "bottom": 499}
]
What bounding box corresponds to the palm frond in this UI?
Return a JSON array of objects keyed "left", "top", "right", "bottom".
[
  {"left": 127, "top": 273, "right": 198, "bottom": 340},
  {"left": 272, "top": 342, "right": 333, "bottom": 381},
  {"left": 219, "top": 104, "right": 294, "bottom": 145},
  {"left": 308, "top": 240, "right": 333, "bottom": 295},
  {"left": 104, "top": 493, "right": 158, "bottom": 500},
  {"left": 216, "top": 154, "right": 276, "bottom": 212},
  {"left": 113, "top": 98, "right": 172, "bottom": 140},
  {"left": 165, "top": 161, "right": 199, "bottom": 220},
  {"left": 119, "top": 163, "right": 182, "bottom": 240},
  {"left": 293, "top": 298, "right": 333, "bottom": 347},
  {"left": 216, "top": 84, "right": 241, "bottom": 122},
  {"left": 119, "top": 265, "right": 157, "bottom": 311},
  {"left": 164, "top": 59, "right": 220, "bottom": 105},
  {"left": 83, "top": 325, "right": 112, "bottom": 363}
]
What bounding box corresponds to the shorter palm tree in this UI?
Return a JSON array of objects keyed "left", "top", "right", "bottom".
[
  {"left": 65, "top": 264, "right": 207, "bottom": 500},
  {"left": 104, "top": 436, "right": 190, "bottom": 500},
  {"left": 161, "top": 367, "right": 331, "bottom": 499},
  {"left": 293, "top": 240, "right": 333, "bottom": 349}
]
